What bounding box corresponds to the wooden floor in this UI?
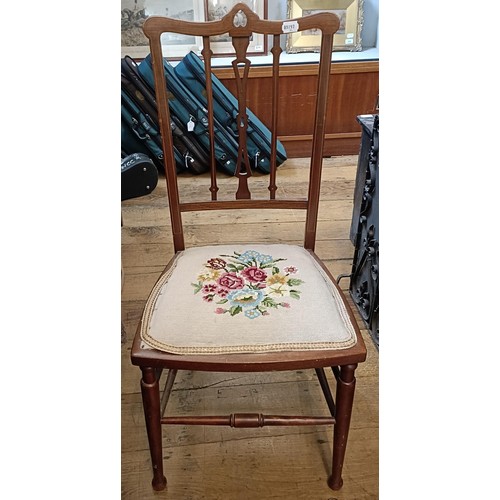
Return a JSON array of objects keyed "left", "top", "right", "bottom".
[{"left": 121, "top": 155, "right": 379, "bottom": 499}]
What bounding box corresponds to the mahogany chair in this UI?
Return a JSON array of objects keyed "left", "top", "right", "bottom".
[{"left": 130, "top": 3, "right": 367, "bottom": 492}]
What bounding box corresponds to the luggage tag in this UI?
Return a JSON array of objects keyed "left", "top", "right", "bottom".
[{"left": 187, "top": 116, "right": 195, "bottom": 132}]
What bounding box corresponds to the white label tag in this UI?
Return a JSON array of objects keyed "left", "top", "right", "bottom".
[
  {"left": 187, "top": 117, "right": 195, "bottom": 132},
  {"left": 345, "top": 39, "right": 354, "bottom": 45},
  {"left": 346, "top": 33, "right": 354, "bottom": 39},
  {"left": 282, "top": 21, "right": 299, "bottom": 33}
]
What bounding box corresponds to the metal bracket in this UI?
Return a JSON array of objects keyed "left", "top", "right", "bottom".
[{"left": 336, "top": 273, "right": 352, "bottom": 285}]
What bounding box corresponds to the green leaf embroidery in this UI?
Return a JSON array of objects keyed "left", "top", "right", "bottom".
[
  {"left": 289, "top": 290, "right": 301, "bottom": 300},
  {"left": 262, "top": 297, "right": 279, "bottom": 308},
  {"left": 191, "top": 282, "right": 202, "bottom": 294},
  {"left": 227, "top": 263, "right": 244, "bottom": 272},
  {"left": 216, "top": 299, "right": 228, "bottom": 304},
  {"left": 261, "top": 258, "right": 286, "bottom": 269},
  {"left": 229, "top": 305, "right": 242, "bottom": 316},
  {"left": 287, "top": 278, "right": 304, "bottom": 286}
]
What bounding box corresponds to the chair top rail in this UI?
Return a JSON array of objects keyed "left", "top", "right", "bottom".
[{"left": 142, "top": 3, "right": 340, "bottom": 39}]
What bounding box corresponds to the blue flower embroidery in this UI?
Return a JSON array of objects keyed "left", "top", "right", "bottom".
[
  {"left": 237, "top": 250, "right": 274, "bottom": 266},
  {"left": 237, "top": 250, "right": 261, "bottom": 264},
  {"left": 227, "top": 288, "right": 264, "bottom": 308},
  {"left": 245, "top": 309, "right": 262, "bottom": 319},
  {"left": 256, "top": 254, "right": 273, "bottom": 265}
]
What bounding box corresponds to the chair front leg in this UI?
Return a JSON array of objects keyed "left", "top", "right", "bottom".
[
  {"left": 140, "top": 366, "right": 167, "bottom": 491},
  {"left": 328, "top": 363, "right": 358, "bottom": 490}
]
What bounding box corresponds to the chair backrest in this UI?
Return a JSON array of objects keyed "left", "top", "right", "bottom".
[{"left": 142, "top": 2, "right": 340, "bottom": 253}]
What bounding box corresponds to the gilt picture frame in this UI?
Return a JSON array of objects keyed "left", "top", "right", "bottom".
[
  {"left": 121, "top": 0, "right": 205, "bottom": 60},
  {"left": 286, "top": 0, "right": 364, "bottom": 53},
  {"left": 204, "top": 0, "right": 268, "bottom": 56}
]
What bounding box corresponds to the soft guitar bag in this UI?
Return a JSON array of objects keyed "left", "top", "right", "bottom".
[
  {"left": 121, "top": 56, "right": 208, "bottom": 175},
  {"left": 175, "top": 51, "right": 287, "bottom": 174},
  {"left": 138, "top": 54, "right": 240, "bottom": 175}
]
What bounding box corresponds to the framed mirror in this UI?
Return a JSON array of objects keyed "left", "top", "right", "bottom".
[{"left": 286, "top": 0, "right": 364, "bottom": 53}]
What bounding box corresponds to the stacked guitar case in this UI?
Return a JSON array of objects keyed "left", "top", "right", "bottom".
[
  {"left": 121, "top": 52, "right": 287, "bottom": 176},
  {"left": 121, "top": 56, "right": 208, "bottom": 175},
  {"left": 160, "top": 52, "right": 287, "bottom": 174}
]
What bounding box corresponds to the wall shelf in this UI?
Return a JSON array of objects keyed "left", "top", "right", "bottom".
[{"left": 209, "top": 47, "right": 379, "bottom": 68}]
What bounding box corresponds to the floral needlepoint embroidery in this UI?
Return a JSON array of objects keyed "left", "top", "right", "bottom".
[{"left": 191, "top": 250, "right": 304, "bottom": 318}]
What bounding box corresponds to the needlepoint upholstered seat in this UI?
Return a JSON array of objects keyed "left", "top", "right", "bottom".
[
  {"left": 141, "top": 244, "right": 357, "bottom": 354},
  {"left": 130, "top": 3, "right": 367, "bottom": 493}
]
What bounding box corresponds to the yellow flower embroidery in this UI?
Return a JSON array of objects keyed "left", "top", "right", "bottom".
[
  {"left": 266, "top": 273, "right": 287, "bottom": 285},
  {"left": 268, "top": 283, "right": 290, "bottom": 297},
  {"left": 197, "top": 269, "right": 221, "bottom": 282}
]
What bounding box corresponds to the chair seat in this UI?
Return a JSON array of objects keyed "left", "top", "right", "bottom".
[{"left": 140, "top": 244, "right": 357, "bottom": 355}]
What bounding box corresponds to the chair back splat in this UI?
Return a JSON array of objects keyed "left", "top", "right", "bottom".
[
  {"left": 131, "top": 3, "right": 368, "bottom": 494},
  {"left": 143, "top": 3, "right": 338, "bottom": 252}
]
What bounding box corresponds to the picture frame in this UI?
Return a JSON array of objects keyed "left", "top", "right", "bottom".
[
  {"left": 204, "top": 0, "right": 268, "bottom": 56},
  {"left": 286, "top": 0, "right": 364, "bottom": 53},
  {"left": 121, "top": 0, "right": 205, "bottom": 60}
]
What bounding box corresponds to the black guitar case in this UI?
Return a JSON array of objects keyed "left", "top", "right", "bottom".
[{"left": 121, "top": 153, "right": 159, "bottom": 201}]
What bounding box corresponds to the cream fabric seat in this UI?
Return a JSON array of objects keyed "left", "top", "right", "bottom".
[{"left": 141, "top": 244, "right": 357, "bottom": 355}]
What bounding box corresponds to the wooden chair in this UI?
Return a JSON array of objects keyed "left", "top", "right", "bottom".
[{"left": 130, "top": 3, "right": 367, "bottom": 492}]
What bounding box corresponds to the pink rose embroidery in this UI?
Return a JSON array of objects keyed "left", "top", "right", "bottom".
[
  {"left": 217, "top": 272, "right": 244, "bottom": 290},
  {"left": 241, "top": 266, "right": 267, "bottom": 283}
]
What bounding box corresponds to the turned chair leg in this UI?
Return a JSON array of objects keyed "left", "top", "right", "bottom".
[
  {"left": 328, "top": 364, "right": 358, "bottom": 490},
  {"left": 140, "top": 367, "right": 167, "bottom": 491}
]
